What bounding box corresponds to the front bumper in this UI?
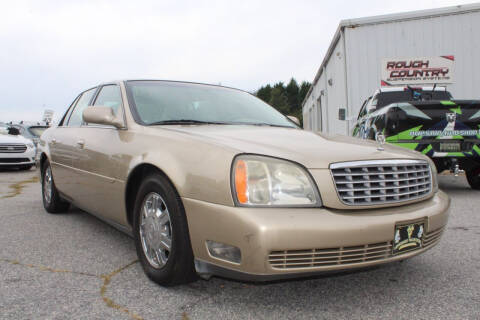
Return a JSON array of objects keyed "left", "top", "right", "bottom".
[
  {"left": 0, "top": 149, "right": 36, "bottom": 166},
  {"left": 183, "top": 190, "right": 450, "bottom": 281}
]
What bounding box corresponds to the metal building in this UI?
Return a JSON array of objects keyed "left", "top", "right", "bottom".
[{"left": 302, "top": 3, "right": 480, "bottom": 135}]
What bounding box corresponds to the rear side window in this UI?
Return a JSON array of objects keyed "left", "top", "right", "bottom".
[
  {"left": 67, "top": 88, "right": 96, "bottom": 126},
  {"left": 93, "top": 85, "right": 123, "bottom": 115},
  {"left": 59, "top": 95, "right": 80, "bottom": 126}
]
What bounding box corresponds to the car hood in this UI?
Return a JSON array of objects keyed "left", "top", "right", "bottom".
[
  {"left": 156, "top": 125, "right": 427, "bottom": 169},
  {"left": 0, "top": 133, "right": 31, "bottom": 144}
]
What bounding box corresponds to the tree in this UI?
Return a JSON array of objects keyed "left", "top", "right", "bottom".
[
  {"left": 298, "top": 81, "right": 311, "bottom": 105},
  {"left": 256, "top": 84, "right": 272, "bottom": 103},
  {"left": 255, "top": 78, "right": 311, "bottom": 126},
  {"left": 285, "top": 78, "right": 300, "bottom": 112},
  {"left": 268, "top": 86, "right": 290, "bottom": 115}
]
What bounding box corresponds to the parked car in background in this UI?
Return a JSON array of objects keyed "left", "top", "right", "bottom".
[
  {"left": 0, "top": 125, "right": 36, "bottom": 170},
  {"left": 11, "top": 122, "right": 49, "bottom": 147},
  {"left": 0, "top": 123, "right": 8, "bottom": 134},
  {"left": 39, "top": 80, "right": 449, "bottom": 286},
  {"left": 353, "top": 86, "right": 480, "bottom": 189}
]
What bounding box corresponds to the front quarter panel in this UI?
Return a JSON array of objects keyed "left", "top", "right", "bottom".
[{"left": 124, "top": 130, "right": 238, "bottom": 207}]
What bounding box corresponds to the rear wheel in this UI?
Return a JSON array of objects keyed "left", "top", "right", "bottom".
[
  {"left": 42, "top": 160, "right": 70, "bottom": 213},
  {"left": 133, "top": 173, "right": 196, "bottom": 286},
  {"left": 466, "top": 167, "right": 480, "bottom": 190}
]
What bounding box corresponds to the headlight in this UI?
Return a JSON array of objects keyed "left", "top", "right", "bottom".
[
  {"left": 232, "top": 155, "right": 322, "bottom": 207},
  {"left": 27, "top": 143, "right": 34, "bottom": 148}
]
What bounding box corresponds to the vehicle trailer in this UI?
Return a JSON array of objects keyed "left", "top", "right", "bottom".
[{"left": 353, "top": 87, "right": 480, "bottom": 189}]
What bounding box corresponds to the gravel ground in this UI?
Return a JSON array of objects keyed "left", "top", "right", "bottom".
[{"left": 0, "top": 168, "right": 479, "bottom": 320}]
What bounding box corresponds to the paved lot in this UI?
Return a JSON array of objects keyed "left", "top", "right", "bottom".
[{"left": 0, "top": 168, "right": 479, "bottom": 320}]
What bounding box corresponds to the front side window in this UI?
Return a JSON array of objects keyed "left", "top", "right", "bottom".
[
  {"left": 125, "top": 81, "right": 296, "bottom": 128},
  {"left": 93, "top": 85, "right": 123, "bottom": 115},
  {"left": 357, "top": 99, "right": 368, "bottom": 119},
  {"left": 67, "top": 88, "right": 96, "bottom": 126}
]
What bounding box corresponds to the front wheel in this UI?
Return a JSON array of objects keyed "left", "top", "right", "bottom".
[
  {"left": 42, "top": 160, "right": 70, "bottom": 213},
  {"left": 133, "top": 173, "right": 196, "bottom": 286},
  {"left": 466, "top": 168, "right": 480, "bottom": 190}
]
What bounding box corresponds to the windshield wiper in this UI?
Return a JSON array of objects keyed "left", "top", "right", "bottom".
[
  {"left": 148, "top": 120, "right": 230, "bottom": 125},
  {"left": 238, "top": 122, "right": 294, "bottom": 128}
]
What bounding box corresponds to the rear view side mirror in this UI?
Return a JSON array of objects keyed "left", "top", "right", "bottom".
[
  {"left": 338, "top": 108, "right": 346, "bottom": 121},
  {"left": 287, "top": 116, "right": 300, "bottom": 126},
  {"left": 83, "top": 106, "right": 124, "bottom": 128}
]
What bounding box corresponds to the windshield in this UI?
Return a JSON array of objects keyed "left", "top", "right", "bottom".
[
  {"left": 28, "top": 126, "right": 48, "bottom": 137},
  {"left": 125, "top": 81, "right": 297, "bottom": 127},
  {"left": 375, "top": 90, "right": 452, "bottom": 109}
]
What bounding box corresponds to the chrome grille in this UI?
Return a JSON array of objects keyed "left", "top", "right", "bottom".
[
  {"left": 330, "top": 160, "right": 432, "bottom": 205},
  {"left": 269, "top": 242, "right": 392, "bottom": 269},
  {"left": 423, "top": 226, "right": 444, "bottom": 247},
  {"left": 0, "top": 143, "right": 27, "bottom": 153},
  {"left": 268, "top": 227, "right": 443, "bottom": 269}
]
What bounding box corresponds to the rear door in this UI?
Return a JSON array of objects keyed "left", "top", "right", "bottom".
[
  {"left": 70, "top": 84, "right": 129, "bottom": 225},
  {"left": 49, "top": 88, "right": 96, "bottom": 198}
]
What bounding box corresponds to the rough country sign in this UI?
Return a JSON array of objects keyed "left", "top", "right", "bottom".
[{"left": 381, "top": 56, "right": 455, "bottom": 86}]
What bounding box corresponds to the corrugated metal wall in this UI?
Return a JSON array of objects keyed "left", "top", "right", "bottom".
[
  {"left": 304, "top": 8, "right": 480, "bottom": 136},
  {"left": 303, "top": 35, "right": 347, "bottom": 134}
]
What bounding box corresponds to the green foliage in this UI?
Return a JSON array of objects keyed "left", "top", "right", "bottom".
[
  {"left": 256, "top": 84, "right": 272, "bottom": 103},
  {"left": 255, "top": 78, "right": 311, "bottom": 125},
  {"left": 285, "top": 78, "right": 299, "bottom": 111},
  {"left": 269, "top": 87, "right": 290, "bottom": 115}
]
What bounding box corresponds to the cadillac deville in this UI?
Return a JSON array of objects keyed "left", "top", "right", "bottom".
[{"left": 39, "top": 80, "right": 450, "bottom": 286}]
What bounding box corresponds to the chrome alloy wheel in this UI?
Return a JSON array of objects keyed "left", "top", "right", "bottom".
[
  {"left": 43, "top": 166, "right": 53, "bottom": 204},
  {"left": 139, "top": 192, "right": 172, "bottom": 269}
]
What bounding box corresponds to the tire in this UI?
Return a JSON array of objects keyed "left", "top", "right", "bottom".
[
  {"left": 41, "top": 160, "right": 70, "bottom": 213},
  {"left": 466, "top": 167, "right": 480, "bottom": 190},
  {"left": 133, "top": 172, "right": 196, "bottom": 286}
]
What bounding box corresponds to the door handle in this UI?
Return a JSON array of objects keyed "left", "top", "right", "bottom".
[
  {"left": 77, "top": 140, "right": 85, "bottom": 148},
  {"left": 51, "top": 138, "right": 57, "bottom": 145}
]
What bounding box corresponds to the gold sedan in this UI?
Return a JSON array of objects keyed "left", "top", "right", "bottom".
[{"left": 39, "top": 80, "right": 450, "bottom": 286}]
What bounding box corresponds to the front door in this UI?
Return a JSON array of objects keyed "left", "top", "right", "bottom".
[{"left": 70, "top": 84, "right": 129, "bottom": 226}]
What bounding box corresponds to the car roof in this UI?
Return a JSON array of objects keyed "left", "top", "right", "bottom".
[{"left": 378, "top": 86, "right": 447, "bottom": 93}]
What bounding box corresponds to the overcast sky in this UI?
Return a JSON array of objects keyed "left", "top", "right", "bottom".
[{"left": 0, "top": 0, "right": 474, "bottom": 122}]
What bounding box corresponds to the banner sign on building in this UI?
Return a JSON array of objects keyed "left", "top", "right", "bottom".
[{"left": 381, "top": 56, "right": 455, "bottom": 86}]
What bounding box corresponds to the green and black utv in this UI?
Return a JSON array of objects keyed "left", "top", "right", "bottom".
[{"left": 353, "top": 86, "right": 480, "bottom": 189}]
